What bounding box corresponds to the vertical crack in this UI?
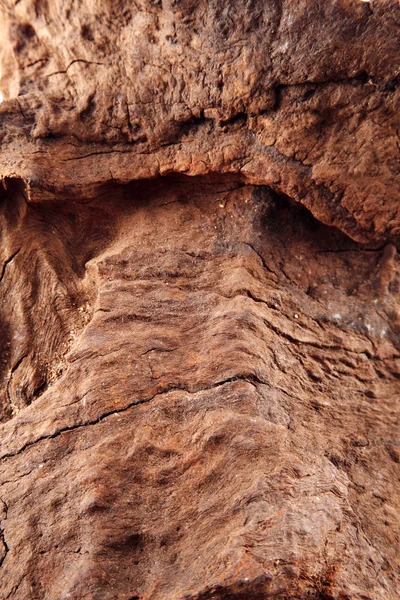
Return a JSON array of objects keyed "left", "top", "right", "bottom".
[{"left": 0, "top": 497, "right": 9, "bottom": 568}]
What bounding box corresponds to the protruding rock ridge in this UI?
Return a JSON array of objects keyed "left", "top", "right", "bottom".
[
  {"left": 0, "top": 2, "right": 399, "bottom": 600},
  {"left": 0, "top": 179, "right": 399, "bottom": 599},
  {"left": 0, "top": 0, "right": 399, "bottom": 241}
]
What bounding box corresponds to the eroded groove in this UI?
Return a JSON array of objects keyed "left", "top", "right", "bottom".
[
  {"left": 0, "top": 250, "right": 20, "bottom": 284},
  {"left": 6, "top": 354, "right": 28, "bottom": 415}
]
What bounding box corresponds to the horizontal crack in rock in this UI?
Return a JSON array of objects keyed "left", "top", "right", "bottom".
[{"left": 0, "top": 374, "right": 264, "bottom": 461}]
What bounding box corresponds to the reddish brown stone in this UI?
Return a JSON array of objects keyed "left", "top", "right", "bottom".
[{"left": 0, "top": 1, "right": 399, "bottom": 599}]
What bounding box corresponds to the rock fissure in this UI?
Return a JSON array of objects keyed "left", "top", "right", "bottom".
[
  {"left": 0, "top": 497, "right": 9, "bottom": 569},
  {"left": 47, "top": 59, "right": 107, "bottom": 78},
  {"left": 0, "top": 374, "right": 265, "bottom": 462},
  {"left": 0, "top": 249, "right": 20, "bottom": 285}
]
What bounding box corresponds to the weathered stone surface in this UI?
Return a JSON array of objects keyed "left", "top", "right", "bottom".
[
  {"left": 0, "top": 178, "right": 399, "bottom": 599},
  {"left": 0, "top": 1, "right": 399, "bottom": 599},
  {"left": 0, "top": 0, "right": 399, "bottom": 240}
]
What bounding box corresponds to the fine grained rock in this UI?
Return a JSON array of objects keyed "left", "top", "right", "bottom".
[{"left": 0, "top": 1, "right": 399, "bottom": 599}]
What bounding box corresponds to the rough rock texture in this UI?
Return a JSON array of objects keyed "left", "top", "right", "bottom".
[
  {"left": 0, "top": 0, "right": 400, "bottom": 241},
  {"left": 0, "top": 1, "right": 399, "bottom": 599}
]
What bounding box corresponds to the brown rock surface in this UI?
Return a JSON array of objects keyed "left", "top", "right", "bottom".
[{"left": 0, "top": 1, "right": 399, "bottom": 599}]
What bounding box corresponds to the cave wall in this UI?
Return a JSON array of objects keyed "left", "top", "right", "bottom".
[{"left": 0, "top": 1, "right": 399, "bottom": 599}]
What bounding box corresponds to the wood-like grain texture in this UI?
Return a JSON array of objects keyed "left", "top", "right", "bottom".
[
  {"left": 0, "top": 2, "right": 399, "bottom": 599},
  {"left": 0, "top": 179, "right": 399, "bottom": 599}
]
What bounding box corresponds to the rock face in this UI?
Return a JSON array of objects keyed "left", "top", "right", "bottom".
[{"left": 0, "top": 1, "right": 399, "bottom": 599}]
